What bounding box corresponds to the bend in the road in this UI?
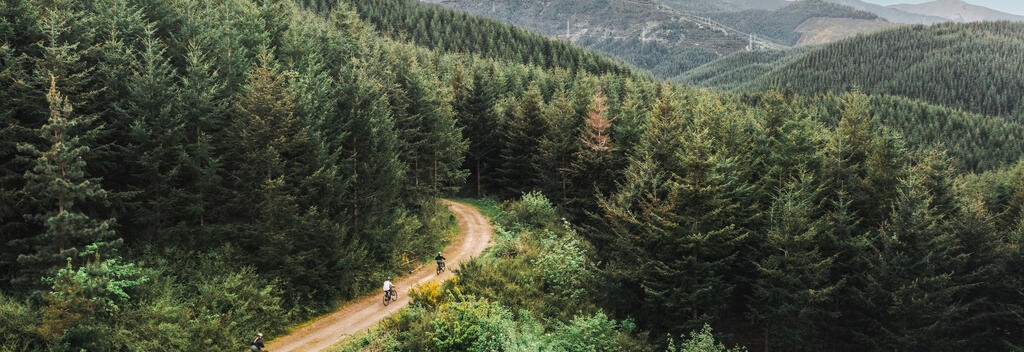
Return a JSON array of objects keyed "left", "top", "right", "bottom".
[{"left": 266, "top": 199, "right": 493, "bottom": 352}]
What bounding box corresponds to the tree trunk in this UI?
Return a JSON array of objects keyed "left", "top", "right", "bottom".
[
  {"left": 353, "top": 134, "right": 359, "bottom": 227},
  {"left": 476, "top": 158, "right": 482, "bottom": 198}
]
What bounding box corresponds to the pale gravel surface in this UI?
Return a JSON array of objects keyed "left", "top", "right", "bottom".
[{"left": 266, "top": 200, "right": 493, "bottom": 352}]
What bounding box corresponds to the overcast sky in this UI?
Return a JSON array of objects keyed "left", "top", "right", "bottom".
[{"left": 862, "top": 0, "right": 1024, "bottom": 15}]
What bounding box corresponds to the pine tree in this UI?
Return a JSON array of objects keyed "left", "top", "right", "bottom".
[
  {"left": 609, "top": 79, "right": 649, "bottom": 160},
  {"left": 748, "top": 174, "right": 841, "bottom": 352},
  {"left": 454, "top": 63, "right": 504, "bottom": 197},
  {"left": 119, "top": 32, "right": 185, "bottom": 243},
  {"left": 580, "top": 86, "right": 614, "bottom": 153},
  {"left": 536, "top": 89, "right": 580, "bottom": 204},
  {"left": 335, "top": 64, "right": 408, "bottom": 263},
  {"left": 568, "top": 86, "right": 620, "bottom": 217},
  {"left": 14, "top": 77, "right": 120, "bottom": 290},
  {"left": 596, "top": 87, "right": 756, "bottom": 334},
  {"left": 496, "top": 82, "right": 547, "bottom": 197},
  {"left": 845, "top": 173, "right": 972, "bottom": 351},
  {"left": 225, "top": 52, "right": 310, "bottom": 265},
  {"left": 386, "top": 53, "right": 467, "bottom": 196},
  {"left": 174, "top": 42, "right": 229, "bottom": 241},
  {"left": 822, "top": 92, "right": 906, "bottom": 232}
]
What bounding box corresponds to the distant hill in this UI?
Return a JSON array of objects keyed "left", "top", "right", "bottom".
[
  {"left": 656, "top": 0, "right": 791, "bottom": 11},
  {"left": 422, "top": 0, "right": 765, "bottom": 79},
  {"left": 707, "top": 0, "right": 880, "bottom": 45},
  {"left": 824, "top": 0, "right": 949, "bottom": 23},
  {"left": 655, "top": 0, "right": 736, "bottom": 12},
  {"left": 889, "top": 0, "right": 1024, "bottom": 22},
  {"left": 718, "top": 0, "right": 792, "bottom": 10},
  {"left": 794, "top": 17, "right": 898, "bottom": 46},
  {"left": 423, "top": 0, "right": 908, "bottom": 79}
]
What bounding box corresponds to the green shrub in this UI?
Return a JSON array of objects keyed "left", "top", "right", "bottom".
[
  {"left": 501, "top": 191, "right": 559, "bottom": 230},
  {"left": 667, "top": 324, "right": 747, "bottom": 352},
  {"left": 548, "top": 312, "right": 643, "bottom": 352},
  {"left": 427, "top": 298, "right": 516, "bottom": 352},
  {"left": 0, "top": 295, "right": 43, "bottom": 352},
  {"left": 490, "top": 228, "right": 530, "bottom": 259},
  {"left": 534, "top": 231, "right": 592, "bottom": 301}
]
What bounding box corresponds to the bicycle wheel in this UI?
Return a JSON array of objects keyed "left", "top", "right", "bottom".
[{"left": 383, "top": 292, "right": 390, "bottom": 306}]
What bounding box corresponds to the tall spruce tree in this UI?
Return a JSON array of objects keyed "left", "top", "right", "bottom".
[
  {"left": 748, "top": 175, "right": 841, "bottom": 352},
  {"left": 454, "top": 62, "right": 504, "bottom": 197},
  {"left": 335, "top": 63, "right": 408, "bottom": 264},
  {"left": 497, "top": 82, "right": 547, "bottom": 197},
  {"left": 173, "top": 42, "right": 229, "bottom": 243},
  {"left": 568, "top": 86, "right": 620, "bottom": 217},
  {"left": 226, "top": 52, "right": 311, "bottom": 267},
  {"left": 822, "top": 93, "right": 907, "bottom": 231},
  {"left": 385, "top": 53, "right": 467, "bottom": 196},
  {"left": 119, "top": 32, "right": 185, "bottom": 243},
  {"left": 845, "top": 173, "right": 972, "bottom": 351},
  {"left": 536, "top": 89, "right": 580, "bottom": 204},
  {"left": 14, "top": 77, "right": 120, "bottom": 290}
]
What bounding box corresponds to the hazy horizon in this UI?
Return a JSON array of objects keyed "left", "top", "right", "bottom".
[{"left": 862, "top": 0, "right": 1024, "bottom": 16}]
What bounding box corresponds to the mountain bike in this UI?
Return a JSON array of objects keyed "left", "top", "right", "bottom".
[
  {"left": 383, "top": 287, "right": 398, "bottom": 306},
  {"left": 436, "top": 261, "right": 446, "bottom": 275}
]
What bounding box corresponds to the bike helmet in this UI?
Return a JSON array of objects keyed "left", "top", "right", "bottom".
[{"left": 257, "top": 333, "right": 263, "bottom": 337}]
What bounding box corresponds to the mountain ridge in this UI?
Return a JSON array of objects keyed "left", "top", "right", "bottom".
[
  {"left": 824, "top": 0, "right": 949, "bottom": 23},
  {"left": 888, "top": 0, "right": 1024, "bottom": 22},
  {"left": 421, "top": 0, "right": 906, "bottom": 78}
]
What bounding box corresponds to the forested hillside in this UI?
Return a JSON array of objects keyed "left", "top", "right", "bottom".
[
  {"left": 684, "top": 21, "right": 1024, "bottom": 122},
  {"left": 746, "top": 22, "right": 1024, "bottom": 119},
  {"left": 340, "top": 0, "right": 636, "bottom": 77},
  {"left": 416, "top": 0, "right": 914, "bottom": 80},
  {"left": 2, "top": 0, "right": 1023, "bottom": 351},
  {"left": 676, "top": 48, "right": 812, "bottom": 89},
  {"left": 416, "top": 0, "right": 756, "bottom": 79}
]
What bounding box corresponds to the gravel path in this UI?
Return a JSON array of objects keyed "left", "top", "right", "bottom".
[{"left": 266, "top": 200, "right": 493, "bottom": 352}]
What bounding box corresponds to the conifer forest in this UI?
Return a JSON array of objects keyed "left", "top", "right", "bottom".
[{"left": 1, "top": 0, "right": 1022, "bottom": 351}]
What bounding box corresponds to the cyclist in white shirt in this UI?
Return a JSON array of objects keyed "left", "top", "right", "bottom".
[{"left": 383, "top": 278, "right": 394, "bottom": 298}]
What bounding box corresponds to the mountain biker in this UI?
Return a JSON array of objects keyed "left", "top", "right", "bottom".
[
  {"left": 435, "top": 252, "right": 446, "bottom": 272},
  {"left": 250, "top": 333, "right": 265, "bottom": 352},
  {"left": 383, "top": 278, "right": 394, "bottom": 300}
]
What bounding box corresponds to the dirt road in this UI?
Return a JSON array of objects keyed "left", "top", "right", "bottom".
[{"left": 266, "top": 199, "right": 493, "bottom": 352}]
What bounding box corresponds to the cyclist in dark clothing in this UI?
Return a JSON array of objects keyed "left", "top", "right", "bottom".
[
  {"left": 250, "top": 333, "right": 265, "bottom": 351},
  {"left": 435, "top": 252, "right": 446, "bottom": 273}
]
